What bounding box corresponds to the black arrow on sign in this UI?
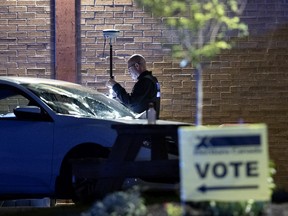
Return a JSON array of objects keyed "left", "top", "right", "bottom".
[{"left": 198, "top": 184, "right": 259, "bottom": 193}]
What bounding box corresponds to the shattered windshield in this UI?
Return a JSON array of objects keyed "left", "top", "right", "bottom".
[{"left": 23, "top": 83, "right": 135, "bottom": 119}]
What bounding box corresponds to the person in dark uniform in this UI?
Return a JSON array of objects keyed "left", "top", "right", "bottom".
[{"left": 107, "top": 54, "right": 161, "bottom": 118}]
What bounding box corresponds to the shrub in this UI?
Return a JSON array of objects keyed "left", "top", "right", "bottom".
[{"left": 81, "top": 188, "right": 147, "bottom": 216}]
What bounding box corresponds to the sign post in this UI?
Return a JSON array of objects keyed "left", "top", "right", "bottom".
[{"left": 178, "top": 124, "right": 270, "bottom": 202}]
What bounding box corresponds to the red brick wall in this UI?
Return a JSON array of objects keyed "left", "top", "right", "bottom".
[
  {"left": 80, "top": 0, "right": 288, "bottom": 189},
  {"left": 0, "top": 0, "right": 53, "bottom": 77},
  {"left": 80, "top": 0, "right": 195, "bottom": 121},
  {"left": 1, "top": 0, "right": 288, "bottom": 190}
]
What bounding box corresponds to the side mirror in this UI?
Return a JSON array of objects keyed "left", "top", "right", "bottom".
[{"left": 13, "top": 106, "right": 42, "bottom": 120}]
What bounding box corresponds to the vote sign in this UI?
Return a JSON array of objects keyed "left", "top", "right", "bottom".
[{"left": 178, "top": 124, "right": 270, "bottom": 202}]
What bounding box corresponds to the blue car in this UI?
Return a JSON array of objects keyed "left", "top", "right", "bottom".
[{"left": 0, "top": 76, "right": 183, "bottom": 202}]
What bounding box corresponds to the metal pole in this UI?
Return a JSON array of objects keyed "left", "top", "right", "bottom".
[{"left": 109, "top": 38, "right": 113, "bottom": 79}]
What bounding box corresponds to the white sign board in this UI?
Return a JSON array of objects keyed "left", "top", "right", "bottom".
[{"left": 178, "top": 124, "right": 270, "bottom": 202}]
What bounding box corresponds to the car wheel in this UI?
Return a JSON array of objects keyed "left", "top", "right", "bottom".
[
  {"left": 56, "top": 145, "right": 110, "bottom": 203},
  {"left": 71, "top": 158, "right": 105, "bottom": 203},
  {"left": 72, "top": 176, "right": 99, "bottom": 203}
]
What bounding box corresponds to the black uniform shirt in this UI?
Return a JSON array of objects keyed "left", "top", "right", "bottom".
[{"left": 112, "top": 71, "right": 161, "bottom": 118}]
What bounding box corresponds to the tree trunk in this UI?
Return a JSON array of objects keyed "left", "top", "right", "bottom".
[{"left": 195, "top": 63, "right": 203, "bottom": 126}]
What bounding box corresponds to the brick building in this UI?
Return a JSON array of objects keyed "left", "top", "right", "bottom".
[{"left": 1, "top": 0, "right": 288, "bottom": 190}]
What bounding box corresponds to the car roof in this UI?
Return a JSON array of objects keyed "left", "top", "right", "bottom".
[{"left": 0, "top": 76, "right": 80, "bottom": 87}]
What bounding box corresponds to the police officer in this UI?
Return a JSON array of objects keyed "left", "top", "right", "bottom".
[{"left": 107, "top": 54, "right": 161, "bottom": 118}]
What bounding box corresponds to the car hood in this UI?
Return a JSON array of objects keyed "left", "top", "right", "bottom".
[{"left": 112, "top": 117, "right": 192, "bottom": 125}]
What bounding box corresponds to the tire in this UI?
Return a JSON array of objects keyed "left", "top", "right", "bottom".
[
  {"left": 56, "top": 145, "right": 110, "bottom": 203},
  {"left": 71, "top": 158, "right": 105, "bottom": 203}
]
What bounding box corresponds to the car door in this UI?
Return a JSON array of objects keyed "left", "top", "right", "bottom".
[{"left": 0, "top": 85, "right": 54, "bottom": 194}]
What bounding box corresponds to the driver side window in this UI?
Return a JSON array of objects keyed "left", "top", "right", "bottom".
[{"left": 0, "top": 87, "right": 30, "bottom": 118}]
